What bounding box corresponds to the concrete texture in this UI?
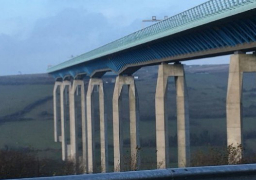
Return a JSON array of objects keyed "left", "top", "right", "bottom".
[
  {"left": 86, "top": 78, "right": 108, "bottom": 173},
  {"left": 69, "top": 80, "right": 86, "bottom": 170},
  {"left": 227, "top": 53, "right": 256, "bottom": 163},
  {"left": 81, "top": 83, "right": 87, "bottom": 173},
  {"left": 60, "top": 81, "right": 71, "bottom": 161},
  {"left": 53, "top": 81, "right": 62, "bottom": 142},
  {"left": 155, "top": 63, "right": 190, "bottom": 169},
  {"left": 113, "top": 76, "right": 140, "bottom": 172},
  {"left": 99, "top": 82, "right": 108, "bottom": 173},
  {"left": 175, "top": 75, "right": 190, "bottom": 167}
]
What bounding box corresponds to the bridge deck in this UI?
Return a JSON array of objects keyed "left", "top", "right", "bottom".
[{"left": 47, "top": 0, "right": 256, "bottom": 79}]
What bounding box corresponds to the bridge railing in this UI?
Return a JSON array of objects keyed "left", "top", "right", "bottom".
[
  {"left": 12, "top": 164, "right": 256, "bottom": 180},
  {"left": 81, "top": 0, "right": 254, "bottom": 57},
  {"left": 48, "top": 0, "right": 256, "bottom": 73},
  {"left": 114, "top": 0, "right": 254, "bottom": 45}
]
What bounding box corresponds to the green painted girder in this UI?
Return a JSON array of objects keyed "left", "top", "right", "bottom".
[{"left": 47, "top": 0, "right": 256, "bottom": 73}]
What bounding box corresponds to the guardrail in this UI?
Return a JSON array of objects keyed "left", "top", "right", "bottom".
[{"left": 13, "top": 164, "right": 256, "bottom": 180}]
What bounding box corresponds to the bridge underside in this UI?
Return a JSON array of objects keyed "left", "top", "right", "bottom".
[{"left": 51, "top": 10, "right": 256, "bottom": 80}]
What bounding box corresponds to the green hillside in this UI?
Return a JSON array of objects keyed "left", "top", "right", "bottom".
[{"left": 0, "top": 64, "right": 256, "bottom": 169}]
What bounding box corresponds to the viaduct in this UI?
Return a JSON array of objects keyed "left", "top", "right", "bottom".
[{"left": 47, "top": 0, "right": 256, "bottom": 173}]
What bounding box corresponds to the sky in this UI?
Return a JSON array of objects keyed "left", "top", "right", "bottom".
[{"left": 0, "top": 0, "right": 229, "bottom": 76}]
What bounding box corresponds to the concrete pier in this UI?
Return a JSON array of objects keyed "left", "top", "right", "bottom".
[
  {"left": 69, "top": 80, "right": 86, "bottom": 169},
  {"left": 60, "top": 81, "right": 71, "bottom": 161},
  {"left": 176, "top": 74, "right": 190, "bottom": 167},
  {"left": 113, "top": 76, "right": 140, "bottom": 172},
  {"left": 227, "top": 53, "right": 256, "bottom": 163},
  {"left": 86, "top": 78, "right": 108, "bottom": 173},
  {"left": 81, "top": 84, "right": 88, "bottom": 173},
  {"left": 155, "top": 63, "right": 190, "bottom": 169},
  {"left": 53, "top": 81, "right": 62, "bottom": 142}
]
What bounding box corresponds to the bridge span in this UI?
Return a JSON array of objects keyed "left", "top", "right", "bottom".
[{"left": 48, "top": 0, "right": 256, "bottom": 173}]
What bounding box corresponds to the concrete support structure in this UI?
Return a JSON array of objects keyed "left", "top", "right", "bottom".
[
  {"left": 113, "top": 76, "right": 140, "bottom": 172},
  {"left": 53, "top": 81, "right": 62, "bottom": 142},
  {"left": 60, "top": 81, "right": 72, "bottom": 161},
  {"left": 155, "top": 63, "right": 190, "bottom": 169},
  {"left": 69, "top": 80, "right": 86, "bottom": 170},
  {"left": 81, "top": 84, "right": 88, "bottom": 173},
  {"left": 227, "top": 53, "right": 256, "bottom": 163},
  {"left": 87, "top": 78, "right": 108, "bottom": 173}
]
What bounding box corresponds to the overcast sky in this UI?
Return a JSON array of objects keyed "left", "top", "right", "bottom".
[{"left": 0, "top": 0, "right": 229, "bottom": 76}]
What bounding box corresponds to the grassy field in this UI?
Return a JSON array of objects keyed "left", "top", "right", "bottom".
[
  {"left": 0, "top": 84, "right": 53, "bottom": 117},
  {"left": 0, "top": 64, "right": 256, "bottom": 169}
]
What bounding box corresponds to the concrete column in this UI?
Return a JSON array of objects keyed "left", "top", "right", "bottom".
[
  {"left": 129, "top": 81, "right": 140, "bottom": 171},
  {"left": 87, "top": 78, "right": 108, "bottom": 173},
  {"left": 226, "top": 53, "right": 256, "bottom": 163},
  {"left": 53, "top": 81, "right": 62, "bottom": 142},
  {"left": 60, "top": 81, "right": 71, "bottom": 161},
  {"left": 155, "top": 64, "right": 169, "bottom": 169},
  {"left": 113, "top": 76, "right": 123, "bottom": 172},
  {"left": 87, "top": 79, "right": 95, "bottom": 173},
  {"left": 69, "top": 80, "right": 85, "bottom": 168},
  {"left": 113, "top": 76, "right": 140, "bottom": 172},
  {"left": 99, "top": 81, "right": 108, "bottom": 173},
  {"left": 175, "top": 75, "right": 190, "bottom": 167},
  {"left": 81, "top": 81, "right": 87, "bottom": 173},
  {"left": 227, "top": 54, "right": 243, "bottom": 164},
  {"left": 155, "top": 63, "right": 190, "bottom": 169}
]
